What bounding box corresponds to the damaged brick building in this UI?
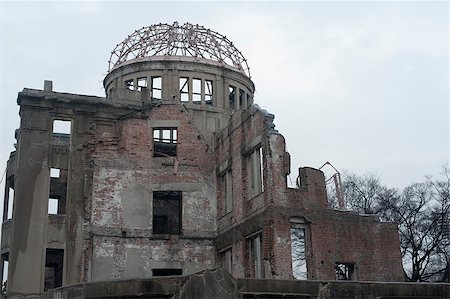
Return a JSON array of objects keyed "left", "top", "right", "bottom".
[{"left": 1, "top": 23, "right": 405, "bottom": 297}]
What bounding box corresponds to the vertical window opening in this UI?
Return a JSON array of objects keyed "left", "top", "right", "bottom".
[
  {"left": 151, "top": 77, "right": 162, "bottom": 100},
  {"left": 137, "top": 77, "right": 148, "bottom": 91},
  {"left": 49, "top": 168, "right": 67, "bottom": 215},
  {"left": 153, "top": 128, "right": 177, "bottom": 157},
  {"left": 205, "top": 80, "right": 213, "bottom": 105},
  {"left": 48, "top": 198, "right": 60, "bottom": 215},
  {"left": 152, "top": 191, "right": 182, "bottom": 235},
  {"left": 221, "top": 170, "right": 233, "bottom": 214},
  {"left": 239, "top": 89, "right": 245, "bottom": 109},
  {"left": 125, "top": 79, "right": 135, "bottom": 90},
  {"left": 44, "top": 249, "right": 64, "bottom": 291},
  {"left": 248, "top": 234, "right": 263, "bottom": 278},
  {"left": 179, "top": 77, "right": 189, "bottom": 102},
  {"left": 228, "top": 86, "right": 236, "bottom": 110},
  {"left": 335, "top": 263, "right": 356, "bottom": 280},
  {"left": 291, "top": 222, "right": 307, "bottom": 280},
  {"left": 247, "top": 146, "right": 264, "bottom": 198},
  {"left": 52, "top": 120, "right": 71, "bottom": 135},
  {"left": 247, "top": 94, "right": 251, "bottom": 107},
  {"left": 219, "top": 248, "right": 232, "bottom": 274},
  {"left": 6, "top": 186, "right": 14, "bottom": 220},
  {"left": 1, "top": 253, "right": 9, "bottom": 295},
  {"left": 192, "top": 78, "right": 202, "bottom": 104}
]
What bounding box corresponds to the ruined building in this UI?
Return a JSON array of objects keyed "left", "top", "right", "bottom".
[{"left": 1, "top": 23, "right": 405, "bottom": 297}]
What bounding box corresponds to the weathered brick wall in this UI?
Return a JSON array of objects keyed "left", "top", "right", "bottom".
[{"left": 88, "top": 102, "right": 217, "bottom": 280}]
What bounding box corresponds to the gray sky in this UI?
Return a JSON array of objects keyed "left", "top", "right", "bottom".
[{"left": 0, "top": 1, "right": 448, "bottom": 208}]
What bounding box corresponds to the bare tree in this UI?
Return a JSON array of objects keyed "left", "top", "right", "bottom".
[{"left": 340, "top": 166, "right": 450, "bottom": 282}]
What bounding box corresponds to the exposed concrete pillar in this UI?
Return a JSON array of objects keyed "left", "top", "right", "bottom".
[{"left": 8, "top": 123, "right": 51, "bottom": 296}]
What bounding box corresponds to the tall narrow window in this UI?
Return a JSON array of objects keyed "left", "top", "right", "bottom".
[
  {"left": 153, "top": 191, "right": 182, "bottom": 235},
  {"left": 221, "top": 170, "right": 233, "bottom": 214},
  {"left": 137, "top": 77, "right": 148, "bottom": 91},
  {"left": 151, "top": 77, "right": 162, "bottom": 100},
  {"left": 239, "top": 89, "right": 245, "bottom": 109},
  {"left": 247, "top": 146, "right": 264, "bottom": 198},
  {"left": 205, "top": 80, "right": 213, "bottom": 105},
  {"left": 192, "top": 78, "right": 202, "bottom": 104},
  {"left": 49, "top": 168, "right": 67, "bottom": 215},
  {"left": 5, "top": 186, "right": 14, "bottom": 220},
  {"left": 291, "top": 223, "right": 307, "bottom": 280},
  {"left": 44, "top": 249, "right": 64, "bottom": 291},
  {"left": 1, "top": 253, "right": 8, "bottom": 294},
  {"left": 153, "top": 128, "right": 177, "bottom": 157},
  {"left": 248, "top": 234, "right": 262, "bottom": 278},
  {"left": 335, "top": 263, "right": 356, "bottom": 280},
  {"left": 48, "top": 198, "right": 59, "bottom": 215},
  {"left": 228, "top": 86, "right": 236, "bottom": 110},
  {"left": 219, "top": 248, "right": 232, "bottom": 274},
  {"left": 180, "top": 77, "right": 189, "bottom": 102}
]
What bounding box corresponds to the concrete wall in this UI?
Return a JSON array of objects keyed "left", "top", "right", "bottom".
[{"left": 42, "top": 269, "right": 450, "bottom": 299}]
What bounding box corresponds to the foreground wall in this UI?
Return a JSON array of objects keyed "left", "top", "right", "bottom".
[{"left": 43, "top": 268, "right": 450, "bottom": 299}]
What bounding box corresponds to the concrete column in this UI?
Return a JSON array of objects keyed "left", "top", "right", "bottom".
[{"left": 8, "top": 125, "right": 51, "bottom": 296}]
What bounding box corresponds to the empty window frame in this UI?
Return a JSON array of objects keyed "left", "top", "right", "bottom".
[
  {"left": 125, "top": 79, "right": 135, "bottom": 90},
  {"left": 152, "top": 191, "right": 182, "bottom": 235},
  {"left": 1, "top": 253, "right": 8, "bottom": 294},
  {"left": 49, "top": 168, "right": 67, "bottom": 215},
  {"left": 205, "top": 80, "right": 213, "bottom": 105},
  {"left": 218, "top": 248, "right": 232, "bottom": 274},
  {"left": 248, "top": 234, "right": 263, "bottom": 278},
  {"left": 192, "top": 78, "right": 202, "bottom": 104},
  {"left": 247, "top": 146, "right": 264, "bottom": 198},
  {"left": 239, "top": 89, "right": 245, "bottom": 109},
  {"left": 44, "top": 249, "right": 64, "bottom": 291},
  {"left": 228, "top": 85, "right": 236, "bottom": 110},
  {"left": 137, "top": 77, "right": 148, "bottom": 91},
  {"left": 3, "top": 178, "right": 14, "bottom": 221},
  {"left": 52, "top": 120, "right": 71, "bottom": 135},
  {"left": 291, "top": 223, "right": 307, "bottom": 280},
  {"left": 151, "top": 77, "right": 162, "bottom": 100},
  {"left": 152, "top": 268, "right": 182, "bottom": 276},
  {"left": 221, "top": 170, "right": 233, "bottom": 214},
  {"left": 335, "top": 263, "right": 356, "bottom": 280},
  {"left": 179, "top": 77, "right": 189, "bottom": 102},
  {"left": 153, "top": 128, "right": 177, "bottom": 157}
]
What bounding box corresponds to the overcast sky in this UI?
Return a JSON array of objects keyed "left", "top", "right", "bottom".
[{"left": 0, "top": 1, "right": 448, "bottom": 207}]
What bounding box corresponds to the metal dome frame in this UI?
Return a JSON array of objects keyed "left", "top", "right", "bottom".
[{"left": 108, "top": 22, "right": 251, "bottom": 77}]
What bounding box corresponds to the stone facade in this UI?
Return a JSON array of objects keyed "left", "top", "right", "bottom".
[{"left": 1, "top": 24, "right": 404, "bottom": 298}]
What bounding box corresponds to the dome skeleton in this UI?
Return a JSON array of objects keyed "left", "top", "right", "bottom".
[{"left": 108, "top": 22, "right": 251, "bottom": 77}]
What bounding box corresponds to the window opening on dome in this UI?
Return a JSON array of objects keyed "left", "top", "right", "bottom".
[
  {"left": 229, "top": 86, "right": 236, "bottom": 110},
  {"left": 180, "top": 77, "right": 189, "bottom": 102},
  {"left": 137, "top": 77, "right": 147, "bottom": 92},
  {"left": 239, "top": 89, "right": 245, "bottom": 110},
  {"left": 192, "top": 79, "right": 201, "bottom": 104},
  {"left": 151, "top": 77, "right": 162, "bottom": 100},
  {"left": 205, "top": 80, "right": 213, "bottom": 105},
  {"left": 153, "top": 128, "right": 177, "bottom": 157},
  {"left": 125, "top": 79, "right": 134, "bottom": 91}
]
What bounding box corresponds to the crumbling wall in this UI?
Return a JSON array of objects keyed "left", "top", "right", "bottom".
[{"left": 89, "top": 102, "right": 217, "bottom": 281}]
